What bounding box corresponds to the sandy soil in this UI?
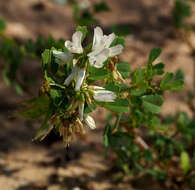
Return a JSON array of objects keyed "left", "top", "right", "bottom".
[{"left": 0, "top": 0, "right": 194, "bottom": 189}]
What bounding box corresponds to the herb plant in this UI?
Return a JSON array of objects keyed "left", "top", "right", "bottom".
[{"left": 19, "top": 26, "right": 195, "bottom": 188}]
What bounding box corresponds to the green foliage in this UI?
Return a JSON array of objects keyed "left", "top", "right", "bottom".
[
  {"left": 142, "top": 95, "right": 163, "bottom": 114},
  {"left": 180, "top": 151, "right": 191, "bottom": 174},
  {"left": 19, "top": 94, "right": 50, "bottom": 119},
  {"left": 0, "top": 18, "right": 64, "bottom": 94},
  {"left": 111, "top": 36, "right": 125, "bottom": 47},
  {"left": 88, "top": 66, "right": 108, "bottom": 80},
  {"left": 73, "top": 4, "right": 98, "bottom": 25},
  {"left": 0, "top": 18, "right": 6, "bottom": 32},
  {"left": 72, "top": 1, "right": 109, "bottom": 26},
  {"left": 112, "top": 24, "right": 132, "bottom": 36},
  {"left": 173, "top": 0, "right": 192, "bottom": 29},
  {"left": 76, "top": 26, "right": 88, "bottom": 42},
  {"left": 117, "top": 61, "right": 131, "bottom": 79},
  {"left": 160, "top": 70, "right": 184, "bottom": 91},
  {"left": 94, "top": 1, "right": 110, "bottom": 13},
  {"left": 148, "top": 47, "right": 162, "bottom": 64},
  {"left": 98, "top": 98, "right": 129, "bottom": 113}
]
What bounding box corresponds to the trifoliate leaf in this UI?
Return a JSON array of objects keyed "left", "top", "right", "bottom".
[{"left": 160, "top": 70, "right": 184, "bottom": 91}]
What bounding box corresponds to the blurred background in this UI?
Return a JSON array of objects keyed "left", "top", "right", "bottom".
[{"left": 0, "top": 0, "right": 194, "bottom": 189}]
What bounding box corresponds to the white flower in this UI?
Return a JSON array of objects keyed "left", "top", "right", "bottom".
[
  {"left": 87, "top": 27, "right": 124, "bottom": 68},
  {"left": 64, "top": 66, "right": 86, "bottom": 91},
  {"left": 65, "top": 31, "right": 83, "bottom": 54},
  {"left": 78, "top": 0, "right": 90, "bottom": 9},
  {"left": 52, "top": 50, "right": 73, "bottom": 63},
  {"left": 85, "top": 115, "right": 96, "bottom": 129},
  {"left": 90, "top": 85, "right": 117, "bottom": 102},
  {"left": 88, "top": 48, "right": 109, "bottom": 68}
]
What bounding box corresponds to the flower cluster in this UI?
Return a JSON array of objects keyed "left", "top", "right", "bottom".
[
  {"left": 53, "top": 27, "right": 123, "bottom": 90},
  {"left": 51, "top": 27, "right": 123, "bottom": 145}
]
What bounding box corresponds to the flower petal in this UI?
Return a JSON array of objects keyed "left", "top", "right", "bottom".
[
  {"left": 72, "top": 31, "right": 83, "bottom": 53},
  {"left": 85, "top": 115, "right": 96, "bottom": 130},
  {"left": 104, "top": 33, "right": 115, "bottom": 48},
  {"left": 88, "top": 57, "right": 104, "bottom": 68},
  {"left": 64, "top": 66, "right": 79, "bottom": 86},
  {"left": 75, "top": 68, "right": 86, "bottom": 90},
  {"left": 65, "top": 31, "right": 83, "bottom": 54},
  {"left": 94, "top": 90, "right": 117, "bottom": 102},
  {"left": 88, "top": 48, "right": 109, "bottom": 68},
  {"left": 109, "top": 45, "right": 123, "bottom": 57},
  {"left": 92, "top": 27, "right": 104, "bottom": 51},
  {"left": 90, "top": 85, "right": 105, "bottom": 90},
  {"left": 79, "top": 103, "right": 84, "bottom": 121},
  {"left": 53, "top": 50, "right": 73, "bottom": 62}
]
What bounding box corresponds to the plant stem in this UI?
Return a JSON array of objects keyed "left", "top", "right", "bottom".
[{"left": 113, "top": 113, "right": 122, "bottom": 131}]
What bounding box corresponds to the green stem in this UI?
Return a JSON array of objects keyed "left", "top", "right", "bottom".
[{"left": 114, "top": 113, "right": 122, "bottom": 131}]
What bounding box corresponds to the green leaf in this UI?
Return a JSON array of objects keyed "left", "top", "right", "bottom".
[
  {"left": 160, "top": 71, "right": 184, "bottom": 91},
  {"left": 117, "top": 61, "right": 130, "bottom": 79},
  {"left": 143, "top": 101, "right": 161, "bottom": 114},
  {"left": 104, "top": 124, "right": 112, "bottom": 157},
  {"left": 111, "top": 36, "right": 125, "bottom": 47},
  {"left": 76, "top": 26, "right": 88, "bottom": 42},
  {"left": 98, "top": 98, "right": 129, "bottom": 113},
  {"left": 0, "top": 18, "right": 6, "bottom": 32},
  {"left": 50, "top": 87, "right": 63, "bottom": 106},
  {"left": 34, "top": 110, "right": 54, "bottom": 141},
  {"left": 13, "top": 82, "right": 23, "bottom": 95},
  {"left": 176, "top": 112, "right": 190, "bottom": 134},
  {"left": 130, "top": 88, "right": 146, "bottom": 96},
  {"left": 2, "top": 70, "right": 11, "bottom": 85},
  {"left": 104, "top": 82, "right": 121, "bottom": 93},
  {"left": 88, "top": 66, "right": 108, "bottom": 80},
  {"left": 149, "top": 48, "right": 162, "bottom": 64},
  {"left": 143, "top": 150, "right": 154, "bottom": 163},
  {"left": 41, "top": 49, "right": 51, "bottom": 71},
  {"left": 51, "top": 59, "right": 58, "bottom": 75},
  {"left": 112, "top": 24, "right": 131, "bottom": 36},
  {"left": 94, "top": 1, "right": 110, "bottom": 13},
  {"left": 173, "top": 0, "right": 192, "bottom": 28},
  {"left": 19, "top": 94, "right": 50, "bottom": 119},
  {"left": 142, "top": 95, "right": 163, "bottom": 114},
  {"left": 180, "top": 151, "right": 191, "bottom": 174},
  {"left": 153, "top": 62, "right": 165, "bottom": 75},
  {"left": 44, "top": 70, "right": 55, "bottom": 83},
  {"left": 132, "top": 68, "right": 148, "bottom": 88}
]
